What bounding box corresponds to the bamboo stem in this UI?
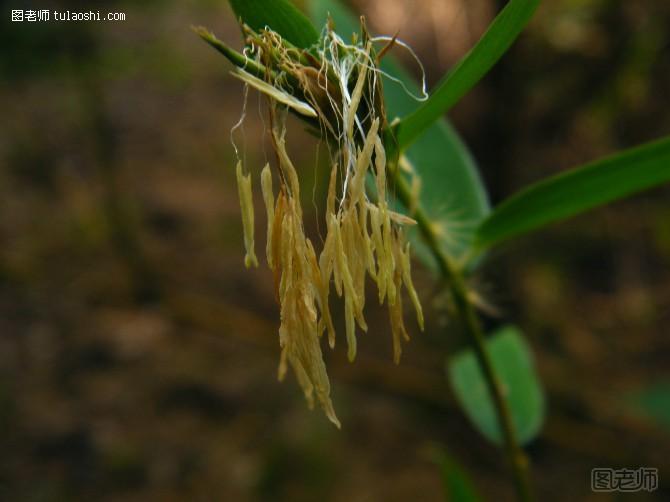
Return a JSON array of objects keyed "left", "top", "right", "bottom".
[{"left": 387, "top": 149, "right": 533, "bottom": 502}]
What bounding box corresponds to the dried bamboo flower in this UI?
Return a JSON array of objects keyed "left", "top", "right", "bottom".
[
  {"left": 235, "top": 160, "right": 258, "bottom": 268},
  {"left": 230, "top": 19, "right": 425, "bottom": 427},
  {"left": 260, "top": 163, "right": 275, "bottom": 268}
]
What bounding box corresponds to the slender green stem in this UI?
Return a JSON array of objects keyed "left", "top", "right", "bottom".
[
  {"left": 193, "top": 26, "right": 269, "bottom": 79},
  {"left": 447, "top": 270, "right": 532, "bottom": 502},
  {"left": 387, "top": 148, "right": 533, "bottom": 502}
]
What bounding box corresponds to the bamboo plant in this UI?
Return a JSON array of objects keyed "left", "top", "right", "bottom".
[{"left": 195, "top": 1, "right": 670, "bottom": 500}]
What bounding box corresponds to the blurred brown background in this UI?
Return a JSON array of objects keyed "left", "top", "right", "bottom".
[{"left": 1, "top": 0, "right": 670, "bottom": 500}]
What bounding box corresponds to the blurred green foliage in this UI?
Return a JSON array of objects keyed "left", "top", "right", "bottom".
[{"left": 1, "top": 0, "right": 669, "bottom": 500}]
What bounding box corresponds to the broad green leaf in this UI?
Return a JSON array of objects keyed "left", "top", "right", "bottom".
[
  {"left": 309, "top": 0, "right": 490, "bottom": 262},
  {"left": 476, "top": 136, "right": 670, "bottom": 249},
  {"left": 626, "top": 382, "right": 670, "bottom": 432},
  {"left": 432, "top": 448, "right": 482, "bottom": 502},
  {"left": 227, "top": 0, "right": 319, "bottom": 49},
  {"left": 395, "top": 0, "right": 540, "bottom": 151},
  {"left": 448, "top": 326, "right": 545, "bottom": 445}
]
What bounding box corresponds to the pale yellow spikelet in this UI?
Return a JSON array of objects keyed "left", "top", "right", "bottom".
[
  {"left": 323, "top": 215, "right": 342, "bottom": 298},
  {"left": 401, "top": 242, "right": 425, "bottom": 331},
  {"left": 330, "top": 213, "right": 361, "bottom": 359},
  {"left": 345, "top": 42, "right": 371, "bottom": 138},
  {"left": 319, "top": 223, "right": 336, "bottom": 296},
  {"left": 410, "top": 175, "right": 422, "bottom": 216},
  {"left": 278, "top": 340, "right": 289, "bottom": 383},
  {"left": 235, "top": 161, "right": 259, "bottom": 268},
  {"left": 369, "top": 205, "right": 387, "bottom": 303},
  {"left": 331, "top": 214, "right": 359, "bottom": 314},
  {"left": 388, "top": 210, "right": 418, "bottom": 226},
  {"left": 389, "top": 241, "right": 411, "bottom": 364},
  {"left": 349, "top": 119, "right": 379, "bottom": 202},
  {"left": 388, "top": 283, "right": 409, "bottom": 364},
  {"left": 277, "top": 206, "right": 295, "bottom": 383},
  {"left": 398, "top": 155, "right": 422, "bottom": 215},
  {"left": 398, "top": 154, "right": 415, "bottom": 173},
  {"left": 306, "top": 238, "right": 336, "bottom": 348},
  {"left": 231, "top": 68, "right": 318, "bottom": 118},
  {"left": 358, "top": 200, "right": 376, "bottom": 279},
  {"left": 342, "top": 210, "right": 368, "bottom": 332},
  {"left": 273, "top": 127, "right": 301, "bottom": 212},
  {"left": 270, "top": 193, "right": 286, "bottom": 297},
  {"left": 326, "top": 163, "right": 338, "bottom": 217},
  {"left": 344, "top": 295, "right": 357, "bottom": 362},
  {"left": 278, "top": 201, "right": 294, "bottom": 292},
  {"left": 277, "top": 197, "right": 340, "bottom": 428},
  {"left": 374, "top": 136, "right": 386, "bottom": 202},
  {"left": 381, "top": 207, "right": 397, "bottom": 305},
  {"left": 260, "top": 163, "right": 275, "bottom": 269},
  {"left": 291, "top": 360, "right": 315, "bottom": 408}
]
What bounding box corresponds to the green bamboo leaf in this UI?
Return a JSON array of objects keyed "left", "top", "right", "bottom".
[
  {"left": 309, "top": 0, "right": 490, "bottom": 262},
  {"left": 227, "top": 0, "right": 319, "bottom": 49},
  {"left": 395, "top": 0, "right": 540, "bottom": 150},
  {"left": 432, "top": 448, "right": 482, "bottom": 502},
  {"left": 448, "top": 326, "right": 545, "bottom": 446},
  {"left": 476, "top": 136, "right": 670, "bottom": 249}
]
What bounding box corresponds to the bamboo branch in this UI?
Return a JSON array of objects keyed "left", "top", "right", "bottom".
[{"left": 386, "top": 145, "right": 533, "bottom": 502}]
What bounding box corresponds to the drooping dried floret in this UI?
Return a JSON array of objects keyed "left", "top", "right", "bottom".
[
  {"left": 275, "top": 192, "right": 340, "bottom": 427},
  {"left": 229, "top": 19, "right": 426, "bottom": 426},
  {"left": 235, "top": 160, "right": 259, "bottom": 268},
  {"left": 260, "top": 164, "right": 275, "bottom": 268}
]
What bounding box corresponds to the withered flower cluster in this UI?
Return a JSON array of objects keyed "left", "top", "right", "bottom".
[{"left": 231, "top": 20, "right": 423, "bottom": 427}]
